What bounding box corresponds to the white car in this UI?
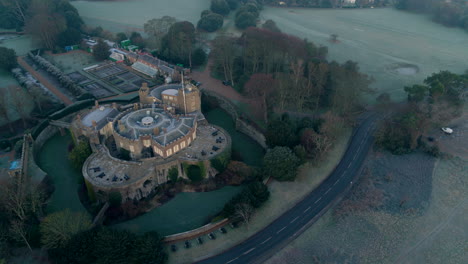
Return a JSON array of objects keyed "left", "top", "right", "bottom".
[{"left": 441, "top": 127, "right": 453, "bottom": 134}]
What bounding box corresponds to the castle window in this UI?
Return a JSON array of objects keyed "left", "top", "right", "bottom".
[
  {"left": 181, "top": 141, "right": 186, "bottom": 148},
  {"left": 167, "top": 149, "right": 172, "bottom": 156},
  {"left": 174, "top": 145, "right": 179, "bottom": 152},
  {"left": 119, "top": 142, "right": 123, "bottom": 147},
  {"left": 129, "top": 145, "right": 135, "bottom": 152}
]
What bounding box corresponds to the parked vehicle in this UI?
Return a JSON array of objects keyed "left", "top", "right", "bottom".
[
  {"left": 184, "top": 241, "right": 191, "bottom": 249},
  {"left": 197, "top": 237, "right": 203, "bottom": 245},
  {"left": 208, "top": 233, "right": 216, "bottom": 240},
  {"left": 220, "top": 227, "right": 227, "bottom": 234},
  {"left": 171, "top": 244, "right": 177, "bottom": 252},
  {"left": 441, "top": 127, "right": 453, "bottom": 134}
]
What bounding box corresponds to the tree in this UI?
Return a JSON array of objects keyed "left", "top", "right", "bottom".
[
  {"left": 244, "top": 73, "right": 275, "bottom": 122},
  {"left": 68, "top": 141, "right": 92, "bottom": 170},
  {"left": 40, "top": 209, "right": 92, "bottom": 249},
  {"left": 262, "top": 19, "right": 281, "bottom": 32},
  {"left": 57, "top": 27, "right": 81, "bottom": 47},
  {"left": 186, "top": 165, "right": 203, "bottom": 183},
  {"left": 93, "top": 39, "right": 111, "bottom": 61},
  {"left": 160, "top": 21, "right": 196, "bottom": 67},
  {"left": 0, "top": 47, "right": 17, "bottom": 71},
  {"left": 144, "top": 16, "right": 177, "bottom": 49},
  {"left": 235, "top": 11, "right": 256, "bottom": 29},
  {"left": 129, "top": 32, "right": 145, "bottom": 48},
  {"left": 245, "top": 181, "right": 270, "bottom": 208},
  {"left": 197, "top": 13, "right": 224, "bottom": 32},
  {"left": 115, "top": 32, "right": 127, "bottom": 44},
  {"left": 8, "top": 85, "right": 31, "bottom": 128},
  {"left": 0, "top": 0, "right": 30, "bottom": 27},
  {"left": 263, "top": 146, "right": 301, "bottom": 181},
  {"left": 168, "top": 167, "right": 178, "bottom": 183},
  {"left": 234, "top": 203, "right": 254, "bottom": 228},
  {"left": 49, "top": 228, "right": 168, "bottom": 264},
  {"left": 404, "top": 84, "right": 428, "bottom": 102},
  {"left": 192, "top": 48, "right": 207, "bottom": 66},
  {"left": 265, "top": 116, "right": 297, "bottom": 148},
  {"left": 25, "top": 0, "right": 67, "bottom": 50},
  {"left": 0, "top": 88, "right": 13, "bottom": 133},
  {"left": 210, "top": 0, "right": 230, "bottom": 16},
  {"left": 132, "top": 232, "right": 168, "bottom": 264}
]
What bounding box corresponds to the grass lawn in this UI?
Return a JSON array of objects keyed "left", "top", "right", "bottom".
[{"left": 44, "top": 51, "right": 97, "bottom": 74}]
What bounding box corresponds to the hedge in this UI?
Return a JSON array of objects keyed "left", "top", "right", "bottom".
[
  {"left": 31, "top": 119, "right": 50, "bottom": 140},
  {"left": 49, "top": 99, "right": 94, "bottom": 120}
]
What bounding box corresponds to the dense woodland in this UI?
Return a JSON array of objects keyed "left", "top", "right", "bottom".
[
  {"left": 396, "top": 0, "right": 468, "bottom": 31},
  {"left": 211, "top": 27, "right": 373, "bottom": 119}
]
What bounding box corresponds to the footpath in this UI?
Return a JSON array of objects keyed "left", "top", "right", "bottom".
[{"left": 17, "top": 56, "right": 73, "bottom": 106}]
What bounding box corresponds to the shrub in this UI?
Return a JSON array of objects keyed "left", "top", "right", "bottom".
[{"left": 186, "top": 164, "right": 203, "bottom": 183}]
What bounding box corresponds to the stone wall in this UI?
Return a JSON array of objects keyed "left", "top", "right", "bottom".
[
  {"left": 32, "top": 125, "right": 59, "bottom": 162},
  {"left": 163, "top": 218, "right": 229, "bottom": 243},
  {"left": 235, "top": 118, "right": 267, "bottom": 149},
  {"left": 201, "top": 90, "right": 267, "bottom": 149}
]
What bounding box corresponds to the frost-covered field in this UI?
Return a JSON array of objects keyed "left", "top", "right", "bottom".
[
  {"left": 261, "top": 7, "right": 468, "bottom": 103},
  {"left": 72, "top": 0, "right": 211, "bottom": 32},
  {"left": 267, "top": 137, "right": 468, "bottom": 264}
]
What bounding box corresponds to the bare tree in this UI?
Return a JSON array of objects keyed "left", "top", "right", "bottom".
[
  {"left": 0, "top": 89, "right": 13, "bottom": 133},
  {"left": 8, "top": 85, "right": 31, "bottom": 129},
  {"left": 0, "top": 0, "right": 29, "bottom": 25},
  {"left": 10, "top": 219, "right": 32, "bottom": 252},
  {"left": 24, "top": 0, "right": 66, "bottom": 50},
  {"left": 235, "top": 203, "right": 254, "bottom": 229}
]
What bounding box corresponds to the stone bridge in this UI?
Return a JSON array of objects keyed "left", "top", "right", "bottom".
[{"left": 49, "top": 120, "right": 71, "bottom": 129}]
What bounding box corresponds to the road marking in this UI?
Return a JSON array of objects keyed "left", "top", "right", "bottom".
[
  {"left": 226, "top": 257, "right": 239, "bottom": 263},
  {"left": 334, "top": 179, "right": 340, "bottom": 185},
  {"left": 242, "top": 248, "right": 256, "bottom": 255},
  {"left": 325, "top": 188, "right": 332, "bottom": 194},
  {"left": 314, "top": 197, "right": 322, "bottom": 204},
  {"left": 261, "top": 237, "right": 271, "bottom": 245},
  {"left": 347, "top": 163, "right": 351, "bottom": 169},
  {"left": 304, "top": 206, "right": 311, "bottom": 213},
  {"left": 290, "top": 216, "right": 300, "bottom": 223},
  {"left": 277, "top": 227, "right": 287, "bottom": 234}
]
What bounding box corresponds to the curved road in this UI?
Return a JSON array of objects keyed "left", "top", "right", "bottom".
[{"left": 196, "top": 112, "right": 378, "bottom": 264}]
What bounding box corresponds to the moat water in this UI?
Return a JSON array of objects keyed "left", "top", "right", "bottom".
[{"left": 37, "top": 108, "right": 263, "bottom": 235}]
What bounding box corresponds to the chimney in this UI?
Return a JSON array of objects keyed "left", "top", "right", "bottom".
[
  {"left": 92, "top": 120, "right": 97, "bottom": 128},
  {"left": 153, "top": 127, "right": 160, "bottom": 135},
  {"left": 112, "top": 102, "right": 117, "bottom": 109},
  {"left": 94, "top": 100, "right": 99, "bottom": 108}
]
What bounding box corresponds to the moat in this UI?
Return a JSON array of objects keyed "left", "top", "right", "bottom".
[{"left": 37, "top": 108, "right": 264, "bottom": 235}]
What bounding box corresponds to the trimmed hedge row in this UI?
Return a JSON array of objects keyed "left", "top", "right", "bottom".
[{"left": 49, "top": 99, "right": 94, "bottom": 120}]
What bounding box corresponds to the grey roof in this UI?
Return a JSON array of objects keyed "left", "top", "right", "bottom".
[
  {"left": 162, "top": 89, "right": 178, "bottom": 96},
  {"left": 114, "top": 107, "right": 195, "bottom": 146},
  {"left": 82, "top": 107, "right": 119, "bottom": 130},
  {"left": 150, "top": 84, "right": 182, "bottom": 99},
  {"left": 132, "top": 62, "right": 158, "bottom": 77}
]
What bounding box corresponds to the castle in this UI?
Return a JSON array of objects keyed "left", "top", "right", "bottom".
[{"left": 72, "top": 81, "right": 231, "bottom": 201}]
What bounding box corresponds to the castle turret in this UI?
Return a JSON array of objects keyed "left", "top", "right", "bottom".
[{"left": 139, "top": 82, "right": 151, "bottom": 104}]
